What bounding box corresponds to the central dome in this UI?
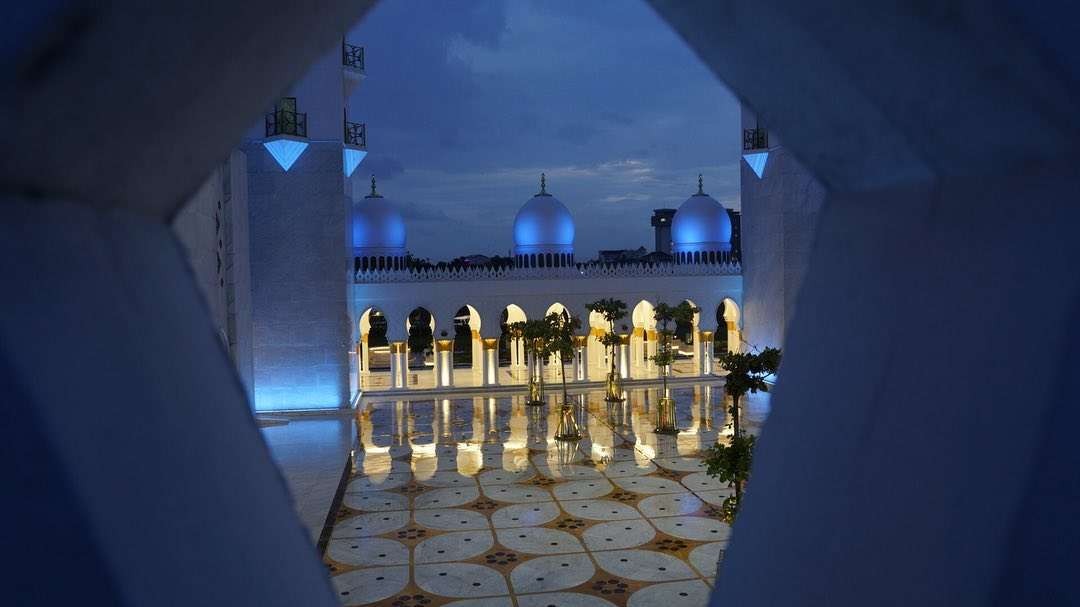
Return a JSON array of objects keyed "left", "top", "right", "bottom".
[
  {"left": 352, "top": 177, "right": 406, "bottom": 268},
  {"left": 513, "top": 174, "right": 575, "bottom": 255},
  {"left": 671, "top": 175, "right": 732, "bottom": 258}
]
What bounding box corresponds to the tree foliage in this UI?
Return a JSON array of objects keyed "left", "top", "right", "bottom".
[{"left": 587, "top": 298, "right": 627, "bottom": 377}]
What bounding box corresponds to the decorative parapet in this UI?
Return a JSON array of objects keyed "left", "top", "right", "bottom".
[{"left": 355, "top": 261, "right": 741, "bottom": 284}]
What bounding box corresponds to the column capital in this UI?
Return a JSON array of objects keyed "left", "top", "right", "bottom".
[
  {"left": 572, "top": 335, "right": 588, "bottom": 348},
  {"left": 619, "top": 334, "right": 631, "bottom": 345},
  {"left": 436, "top": 339, "right": 454, "bottom": 352},
  {"left": 390, "top": 341, "right": 407, "bottom": 354},
  {"left": 482, "top": 338, "right": 499, "bottom": 350}
]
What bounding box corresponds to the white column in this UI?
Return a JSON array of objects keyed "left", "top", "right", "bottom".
[
  {"left": 471, "top": 330, "right": 483, "bottom": 378},
  {"left": 389, "top": 341, "right": 407, "bottom": 389},
  {"left": 574, "top": 337, "right": 587, "bottom": 382},
  {"left": 483, "top": 338, "right": 499, "bottom": 386},
  {"left": 618, "top": 334, "right": 630, "bottom": 379},
  {"left": 646, "top": 330, "right": 658, "bottom": 370},
  {"left": 436, "top": 339, "right": 454, "bottom": 387},
  {"left": 727, "top": 320, "right": 740, "bottom": 353},
  {"left": 700, "top": 331, "right": 714, "bottom": 375}
]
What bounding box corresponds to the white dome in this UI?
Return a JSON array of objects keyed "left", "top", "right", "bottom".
[
  {"left": 352, "top": 178, "right": 406, "bottom": 255},
  {"left": 671, "top": 177, "right": 731, "bottom": 254},
  {"left": 513, "top": 175, "right": 575, "bottom": 255}
]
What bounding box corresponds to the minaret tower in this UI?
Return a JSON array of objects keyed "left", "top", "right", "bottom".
[{"left": 244, "top": 39, "right": 369, "bottom": 411}]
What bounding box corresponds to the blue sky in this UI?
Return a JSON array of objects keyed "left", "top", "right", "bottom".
[{"left": 347, "top": 0, "right": 740, "bottom": 260}]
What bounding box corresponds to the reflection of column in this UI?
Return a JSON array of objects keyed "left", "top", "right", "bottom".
[
  {"left": 389, "top": 341, "right": 407, "bottom": 389},
  {"left": 700, "top": 331, "right": 714, "bottom": 375},
  {"left": 727, "top": 320, "right": 740, "bottom": 353},
  {"left": 573, "top": 335, "right": 588, "bottom": 381},
  {"left": 618, "top": 334, "right": 631, "bottom": 379},
  {"left": 483, "top": 338, "right": 499, "bottom": 385},
  {"left": 361, "top": 335, "right": 370, "bottom": 373},
  {"left": 436, "top": 339, "right": 454, "bottom": 387}
]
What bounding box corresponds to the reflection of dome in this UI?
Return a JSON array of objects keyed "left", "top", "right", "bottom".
[
  {"left": 671, "top": 175, "right": 732, "bottom": 262},
  {"left": 513, "top": 174, "right": 575, "bottom": 267},
  {"left": 353, "top": 176, "right": 406, "bottom": 271}
]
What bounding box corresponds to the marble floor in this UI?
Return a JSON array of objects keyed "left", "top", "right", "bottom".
[
  {"left": 327, "top": 384, "right": 768, "bottom": 606},
  {"left": 360, "top": 359, "right": 706, "bottom": 392}
]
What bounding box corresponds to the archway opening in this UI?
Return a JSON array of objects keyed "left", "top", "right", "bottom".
[
  {"left": 360, "top": 307, "right": 389, "bottom": 371},
  {"left": 499, "top": 304, "right": 527, "bottom": 367},
  {"left": 453, "top": 305, "right": 481, "bottom": 368},
  {"left": 406, "top": 307, "right": 435, "bottom": 369}
]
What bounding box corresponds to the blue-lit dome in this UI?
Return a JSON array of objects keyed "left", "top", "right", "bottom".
[
  {"left": 352, "top": 177, "right": 406, "bottom": 256},
  {"left": 671, "top": 176, "right": 731, "bottom": 255},
  {"left": 513, "top": 174, "right": 575, "bottom": 256}
]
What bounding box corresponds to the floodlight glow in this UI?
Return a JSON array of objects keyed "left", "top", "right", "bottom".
[
  {"left": 743, "top": 151, "right": 769, "bottom": 179},
  {"left": 263, "top": 138, "right": 308, "bottom": 171},
  {"left": 343, "top": 147, "right": 368, "bottom": 177}
]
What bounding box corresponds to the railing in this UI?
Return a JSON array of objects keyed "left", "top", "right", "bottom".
[
  {"left": 356, "top": 260, "right": 741, "bottom": 284},
  {"left": 343, "top": 43, "right": 365, "bottom": 70},
  {"left": 743, "top": 128, "right": 768, "bottom": 150},
  {"left": 265, "top": 109, "right": 308, "bottom": 138},
  {"left": 345, "top": 121, "right": 367, "bottom": 147}
]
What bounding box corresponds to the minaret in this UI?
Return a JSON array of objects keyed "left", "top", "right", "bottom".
[
  {"left": 651, "top": 209, "right": 677, "bottom": 255},
  {"left": 244, "top": 39, "right": 368, "bottom": 411}
]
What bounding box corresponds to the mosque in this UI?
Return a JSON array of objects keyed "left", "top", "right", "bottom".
[{"left": 351, "top": 172, "right": 743, "bottom": 395}]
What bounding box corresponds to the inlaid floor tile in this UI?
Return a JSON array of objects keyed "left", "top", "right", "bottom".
[
  {"left": 679, "top": 471, "right": 727, "bottom": 492},
  {"left": 414, "top": 530, "right": 494, "bottom": 563},
  {"left": 552, "top": 478, "right": 614, "bottom": 501},
  {"left": 414, "top": 508, "right": 491, "bottom": 531},
  {"left": 416, "top": 470, "right": 480, "bottom": 488},
  {"left": 612, "top": 476, "right": 686, "bottom": 495},
  {"left": 694, "top": 488, "right": 734, "bottom": 506},
  {"left": 332, "top": 510, "right": 410, "bottom": 538},
  {"left": 326, "top": 537, "right": 409, "bottom": 567},
  {"left": 650, "top": 516, "right": 731, "bottom": 542},
  {"left": 341, "top": 491, "right": 409, "bottom": 512},
  {"left": 637, "top": 493, "right": 704, "bottom": 518},
  {"left": 560, "top": 499, "right": 641, "bottom": 521},
  {"left": 535, "top": 463, "right": 604, "bottom": 480},
  {"left": 413, "top": 486, "right": 481, "bottom": 509},
  {"left": 496, "top": 527, "right": 585, "bottom": 555},
  {"left": 652, "top": 456, "right": 708, "bottom": 473},
  {"left": 600, "top": 459, "right": 658, "bottom": 478},
  {"left": 483, "top": 483, "right": 552, "bottom": 504},
  {"left": 688, "top": 541, "right": 724, "bottom": 577},
  {"left": 516, "top": 591, "right": 617, "bottom": 607},
  {"left": 443, "top": 597, "right": 514, "bottom": 607},
  {"left": 491, "top": 502, "right": 562, "bottom": 528},
  {"left": 509, "top": 553, "right": 596, "bottom": 594},
  {"left": 346, "top": 472, "right": 411, "bottom": 493},
  {"left": 591, "top": 549, "right": 697, "bottom": 582},
  {"left": 478, "top": 468, "right": 535, "bottom": 485},
  {"left": 332, "top": 565, "right": 409, "bottom": 605},
  {"left": 582, "top": 519, "right": 655, "bottom": 551},
  {"left": 415, "top": 562, "right": 509, "bottom": 598},
  {"left": 626, "top": 579, "right": 711, "bottom": 606}
]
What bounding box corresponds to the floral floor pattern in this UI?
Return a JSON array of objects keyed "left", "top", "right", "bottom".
[{"left": 327, "top": 384, "right": 765, "bottom": 606}]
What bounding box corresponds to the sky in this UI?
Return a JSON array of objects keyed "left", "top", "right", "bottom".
[{"left": 346, "top": 0, "right": 741, "bottom": 261}]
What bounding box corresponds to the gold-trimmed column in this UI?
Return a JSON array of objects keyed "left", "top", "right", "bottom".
[
  {"left": 700, "top": 331, "right": 714, "bottom": 375},
  {"left": 482, "top": 337, "right": 499, "bottom": 386},
  {"left": 572, "top": 335, "right": 588, "bottom": 382},
  {"left": 618, "top": 334, "right": 631, "bottom": 379},
  {"left": 389, "top": 341, "right": 407, "bottom": 389},
  {"left": 436, "top": 339, "right": 454, "bottom": 387},
  {"left": 726, "top": 320, "right": 740, "bottom": 353}
]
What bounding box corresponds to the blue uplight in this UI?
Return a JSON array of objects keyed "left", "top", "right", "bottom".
[
  {"left": 343, "top": 148, "right": 368, "bottom": 177},
  {"left": 743, "top": 151, "right": 769, "bottom": 179},
  {"left": 263, "top": 138, "right": 308, "bottom": 171}
]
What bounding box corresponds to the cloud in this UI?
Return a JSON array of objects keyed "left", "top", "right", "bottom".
[{"left": 362, "top": 153, "right": 405, "bottom": 181}]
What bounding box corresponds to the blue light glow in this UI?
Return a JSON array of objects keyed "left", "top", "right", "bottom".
[
  {"left": 254, "top": 386, "right": 342, "bottom": 411},
  {"left": 743, "top": 151, "right": 769, "bottom": 179},
  {"left": 263, "top": 138, "right": 309, "bottom": 171},
  {"left": 343, "top": 148, "right": 368, "bottom": 177},
  {"left": 513, "top": 196, "right": 575, "bottom": 249}
]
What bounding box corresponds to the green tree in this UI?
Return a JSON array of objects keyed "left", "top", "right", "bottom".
[
  {"left": 586, "top": 298, "right": 628, "bottom": 402},
  {"left": 650, "top": 301, "right": 699, "bottom": 398},
  {"left": 514, "top": 318, "right": 551, "bottom": 405},
  {"left": 704, "top": 346, "right": 781, "bottom": 522},
  {"left": 544, "top": 311, "right": 581, "bottom": 406}
]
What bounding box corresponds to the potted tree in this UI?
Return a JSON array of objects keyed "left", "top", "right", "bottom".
[
  {"left": 586, "top": 298, "right": 628, "bottom": 402},
  {"left": 651, "top": 301, "right": 698, "bottom": 434},
  {"left": 704, "top": 346, "right": 781, "bottom": 522},
  {"left": 515, "top": 318, "right": 550, "bottom": 406},
  {"left": 546, "top": 311, "right": 582, "bottom": 441}
]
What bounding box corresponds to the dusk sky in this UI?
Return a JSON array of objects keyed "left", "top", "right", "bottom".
[{"left": 347, "top": 0, "right": 741, "bottom": 261}]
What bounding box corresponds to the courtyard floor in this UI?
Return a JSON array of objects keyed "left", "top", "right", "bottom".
[{"left": 323, "top": 383, "right": 768, "bottom": 607}]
